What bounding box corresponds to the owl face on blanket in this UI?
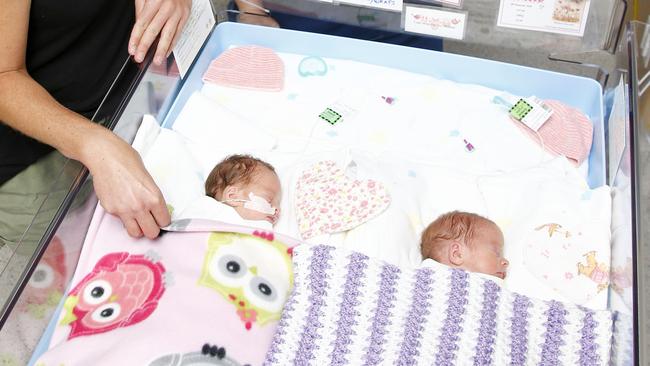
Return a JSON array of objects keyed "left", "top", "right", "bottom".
[
  {"left": 59, "top": 252, "right": 167, "bottom": 340},
  {"left": 198, "top": 232, "right": 293, "bottom": 330}
]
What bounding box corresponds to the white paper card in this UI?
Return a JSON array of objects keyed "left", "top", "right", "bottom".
[
  {"left": 440, "top": 0, "right": 463, "bottom": 6},
  {"left": 419, "top": 0, "right": 463, "bottom": 8},
  {"left": 521, "top": 97, "right": 554, "bottom": 131},
  {"left": 338, "top": 0, "right": 403, "bottom": 12},
  {"left": 403, "top": 6, "right": 467, "bottom": 40},
  {"left": 497, "top": 0, "right": 591, "bottom": 37},
  {"left": 173, "top": 0, "right": 216, "bottom": 78}
]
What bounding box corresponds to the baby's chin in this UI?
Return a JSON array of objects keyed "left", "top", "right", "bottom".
[
  {"left": 470, "top": 268, "right": 505, "bottom": 281},
  {"left": 239, "top": 212, "right": 277, "bottom": 225}
]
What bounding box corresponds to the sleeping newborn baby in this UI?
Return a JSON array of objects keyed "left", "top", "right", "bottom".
[
  {"left": 420, "top": 211, "right": 509, "bottom": 280},
  {"left": 205, "top": 154, "right": 281, "bottom": 224},
  {"left": 178, "top": 154, "right": 281, "bottom": 228}
]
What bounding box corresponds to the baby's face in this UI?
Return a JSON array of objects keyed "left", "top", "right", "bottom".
[
  {"left": 232, "top": 167, "right": 281, "bottom": 224},
  {"left": 462, "top": 223, "right": 509, "bottom": 279}
]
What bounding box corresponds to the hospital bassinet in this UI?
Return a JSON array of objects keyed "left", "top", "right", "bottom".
[{"left": 0, "top": 0, "right": 647, "bottom": 364}]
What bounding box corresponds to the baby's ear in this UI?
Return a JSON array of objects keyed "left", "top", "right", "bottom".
[
  {"left": 222, "top": 185, "right": 239, "bottom": 200},
  {"left": 448, "top": 241, "right": 465, "bottom": 266}
]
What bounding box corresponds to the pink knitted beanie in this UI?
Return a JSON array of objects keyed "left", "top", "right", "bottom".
[
  {"left": 202, "top": 45, "right": 284, "bottom": 91},
  {"left": 512, "top": 100, "right": 593, "bottom": 165}
]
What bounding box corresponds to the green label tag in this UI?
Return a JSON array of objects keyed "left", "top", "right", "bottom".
[
  {"left": 509, "top": 99, "right": 533, "bottom": 121},
  {"left": 319, "top": 108, "right": 342, "bottom": 125}
]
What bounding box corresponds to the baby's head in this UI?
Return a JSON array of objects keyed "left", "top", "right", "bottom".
[
  {"left": 421, "top": 211, "right": 509, "bottom": 279},
  {"left": 205, "top": 154, "right": 281, "bottom": 224}
]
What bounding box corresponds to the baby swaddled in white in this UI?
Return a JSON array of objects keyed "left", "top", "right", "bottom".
[
  {"left": 420, "top": 211, "right": 509, "bottom": 283},
  {"left": 134, "top": 116, "right": 280, "bottom": 231},
  {"left": 180, "top": 154, "right": 281, "bottom": 231}
]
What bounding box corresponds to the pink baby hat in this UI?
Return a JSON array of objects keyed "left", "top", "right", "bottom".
[
  {"left": 512, "top": 100, "right": 593, "bottom": 165},
  {"left": 202, "top": 45, "right": 284, "bottom": 91}
]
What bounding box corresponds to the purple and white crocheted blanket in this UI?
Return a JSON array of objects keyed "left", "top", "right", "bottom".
[{"left": 265, "top": 245, "right": 613, "bottom": 365}]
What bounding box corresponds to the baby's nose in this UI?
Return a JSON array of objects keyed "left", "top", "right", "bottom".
[{"left": 502, "top": 258, "right": 510, "bottom": 268}]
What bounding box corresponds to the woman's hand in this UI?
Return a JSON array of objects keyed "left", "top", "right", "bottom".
[
  {"left": 83, "top": 128, "right": 170, "bottom": 239},
  {"left": 129, "top": 0, "right": 192, "bottom": 65}
]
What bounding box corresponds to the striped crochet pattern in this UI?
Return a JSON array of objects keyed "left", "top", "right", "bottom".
[{"left": 265, "top": 245, "right": 613, "bottom": 365}]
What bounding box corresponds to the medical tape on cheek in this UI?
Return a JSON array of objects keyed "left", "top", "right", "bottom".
[{"left": 243, "top": 192, "right": 277, "bottom": 215}]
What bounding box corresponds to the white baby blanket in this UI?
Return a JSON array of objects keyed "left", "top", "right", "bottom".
[
  {"left": 178, "top": 196, "right": 273, "bottom": 231},
  {"left": 136, "top": 117, "right": 426, "bottom": 269},
  {"left": 137, "top": 114, "right": 612, "bottom": 309},
  {"left": 477, "top": 158, "right": 612, "bottom": 309},
  {"left": 141, "top": 49, "right": 609, "bottom": 309},
  {"left": 134, "top": 115, "right": 272, "bottom": 231},
  {"left": 198, "top": 52, "right": 591, "bottom": 178}
]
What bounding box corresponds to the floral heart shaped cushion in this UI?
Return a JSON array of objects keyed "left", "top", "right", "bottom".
[{"left": 295, "top": 160, "right": 391, "bottom": 239}]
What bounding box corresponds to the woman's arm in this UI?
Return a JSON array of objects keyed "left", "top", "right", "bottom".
[
  {"left": 234, "top": 0, "right": 279, "bottom": 27},
  {"left": 0, "top": 0, "right": 170, "bottom": 239}
]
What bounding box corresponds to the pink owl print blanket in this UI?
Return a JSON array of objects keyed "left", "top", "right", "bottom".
[{"left": 34, "top": 206, "right": 300, "bottom": 366}]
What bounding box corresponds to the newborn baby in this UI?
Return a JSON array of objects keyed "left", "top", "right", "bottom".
[
  {"left": 177, "top": 154, "right": 281, "bottom": 228},
  {"left": 205, "top": 154, "right": 281, "bottom": 224},
  {"left": 420, "top": 211, "right": 509, "bottom": 279}
]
